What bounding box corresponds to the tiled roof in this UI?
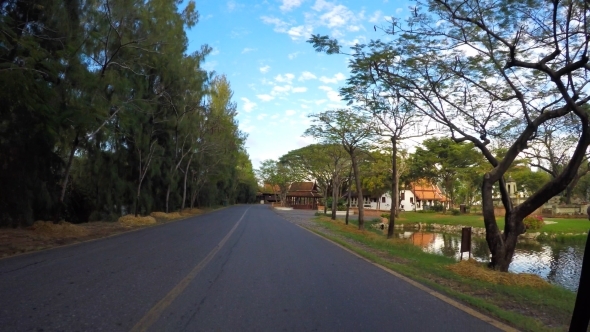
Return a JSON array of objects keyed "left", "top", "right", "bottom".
[
  {"left": 411, "top": 180, "right": 447, "bottom": 202},
  {"left": 287, "top": 181, "right": 320, "bottom": 198},
  {"left": 289, "top": 182, "right": 316, "bottom": 191},
  {"left": 260, "top": 184, "right": 280, "bottom": 194}
]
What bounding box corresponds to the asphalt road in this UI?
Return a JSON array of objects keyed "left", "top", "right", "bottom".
[{"left": 0, "top": 205, "right": 501, "bottom": 331}]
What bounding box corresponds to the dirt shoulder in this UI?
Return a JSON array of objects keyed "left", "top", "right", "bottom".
[{"left": 0, "top": 209, "right": 210, "bottom": 259}]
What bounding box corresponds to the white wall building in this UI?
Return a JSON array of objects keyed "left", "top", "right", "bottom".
[
  {"left": 399, "top": 181, "right": 449, "bottom": 211},
  {"left": 349, "top": 192, "right": 393, "bottom": 210}
]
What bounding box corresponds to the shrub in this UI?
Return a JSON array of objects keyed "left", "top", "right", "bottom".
[
  {"left": 326, "top": 197, "right": 348, "bottom": 211},
  {"left": 381, "top": 213, "right": 390, "bottom": 219},
  {"left": 433, "top": 205, "right": 445, "bottom": 212},
  {"left": 523, "top": 215, "right": 544, "bottom": 231},
  {"left": 370, "top": 217, "right": 382, "bottom": 223},
  {"left": 450, "top": 209, "right": 461, "bottom": 216}
]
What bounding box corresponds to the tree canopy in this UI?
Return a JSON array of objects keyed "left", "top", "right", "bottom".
[{"left": 0, "top": 0, "right": 257, "bottom": 226}]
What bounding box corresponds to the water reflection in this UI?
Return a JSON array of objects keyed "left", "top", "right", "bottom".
[{"left": 400, "top": 230, "right": 584, "bottom": 291}]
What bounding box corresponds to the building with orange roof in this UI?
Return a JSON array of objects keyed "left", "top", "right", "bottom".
[{"left": 399, "top": 179, "right": 449, "bottom": 211}]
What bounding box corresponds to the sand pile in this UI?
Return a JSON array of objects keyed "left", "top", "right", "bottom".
[
  {"left": 448, "top": 259, "right": 550, "bottom": 288},
  {"left": 30, "top": 221, "right": 89, "bottom": 238},
  {"left": 118, "top": 214, "right": 156, "bottom": 226}
]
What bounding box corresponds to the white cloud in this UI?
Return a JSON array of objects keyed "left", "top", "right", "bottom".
[
  {"left": 275, "top": 73, "right": 295, "bottom": 83},
  {"left": 227, "top": 1, "right": 244, "bottom": 11},
  {"left": 241, "top": 97, "right": 257, "bottom": 112},
  {"left": 257, "top": 113, "right": 268, "bottom": 120},
  {"left": 396, "top": 8, "right": 403, "bottom": 14},
  {"left": 319, "top": 85, "right": 342, "bottom": 102},
  {"left": 312, "top": 0, "right": 331, "bottom": 11},
  {"left": 285, "top": 110, "right": 297, "bottom": 116},
  {"left": 271, "top": 114, "right": 280, "bottom": 119},
  {"left": 299, "top": 71, "right": 317, "bottom": 81},
  {"left": 287, "top": 25, "right": 312, "bottom": 40},
  {"left": 261, "top": 16, "right": 289, "bottom": 33},
  {"left": 313, "top": 1, "right": 356, "bottom": 29},
  {"left": 288, "top": 52, "right": 301, "bottom": 59},
  {"left": 319, "top": 72, "right": 346, "bottom": 84},
  {"left": 280, "top": 0, "right": 303, "bottom": 12},
  {"left": 257, "top": 94, "right": 275, "bottom": 102},
  {"left": 210, "top": 47, "right": 220, "bottom": 56},
  {"left": 272, "top": 85, "right": 292, "bottom": 94},
  {"left": 259, "top": 65, "right": 270, "bottom": 73},
  {"left": 369, "top": 10, "right": 382, "bottom": 23},
  {"left": 242, "top": 48, "right": 256, "bottom": 54},
  {"left": 292, "top": 87, "right": 308, "bottom": 93}
]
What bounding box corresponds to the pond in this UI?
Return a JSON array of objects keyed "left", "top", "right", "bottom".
[{"left": 399, "top": 230, "right": 585, "bottom": 291}]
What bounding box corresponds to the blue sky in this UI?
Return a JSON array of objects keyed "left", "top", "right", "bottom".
[{"left": 186, "top": 0, "right": 413, "bottom": 169}]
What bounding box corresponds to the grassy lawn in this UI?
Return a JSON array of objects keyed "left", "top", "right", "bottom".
[
  {"left": 397, "top": 212, "right": 493, "bottom": 228},
  {"left": 394, "top": 212, "right": 590, "bottom": 235},
  {"left": 312, "top": 216, "right": 577, "bottom": 331}
]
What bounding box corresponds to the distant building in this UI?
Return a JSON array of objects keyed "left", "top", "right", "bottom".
[
  {"left": 256, "top": 182, "right": 321, "bottom": 210},
  {"left": 346, "top": 192, "right": 393, "bottom": 210},
  {"left": 399, "top": 180, "right": 449, "bottom": 211}
]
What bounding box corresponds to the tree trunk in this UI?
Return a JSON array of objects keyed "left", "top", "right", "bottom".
[
  {"left": 345, "top": 166, "right": 352, "bottom": 225},
  {"left": 165, "top": 184, "right": 171, "bottom": 213},
  {"left": 134, "top": 184, "right": 141, "bottom": 217},
  {"left": 331, "top": 179, "right": 338, "bottom": 220},
  {"left": 323, "top": 189, "right": 328, "bottom": 215},
  {"left": 351, "top": 153, "right": 364, "bottom": 230},
  {"left": 388, "top": 137, "right": 397, "bottom": 239},
  {"left": 181, "top": 154, "right": 193, "bottom": 211},
  {"left": 55, "top": 132, "right": 80, "bottom": 223},
  {"left": 481, "top": 178, "right": 524, "bottom": 271}
]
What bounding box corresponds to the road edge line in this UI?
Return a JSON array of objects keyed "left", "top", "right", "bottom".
[{"left": 288, "top": 219, "right": 519, "bottom": 332}]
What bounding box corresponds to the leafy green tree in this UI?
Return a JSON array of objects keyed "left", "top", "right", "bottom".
[
  {"left": 0, "top": 0, "right": 254, "bottom": 225},
  {"left": 257, "top": 159, "right": 302, "bottom": 207},
  {"left": 310, "top": 0, "right": 590, "bottom": 271},
  {"left": 408, "top": 138, "right": 483, "bottom": 208},
  {"left": 281, "top": 144, "right": 349, "bottom": 220},
  {"left": 305, "top": 109, "right": 374, "bottom": 229}
]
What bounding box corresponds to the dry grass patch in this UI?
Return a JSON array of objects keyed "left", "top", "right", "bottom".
[
  {"left": 118, "top": 214, "right": 156, "bottom": 226},
  {"left": 180, "top": 208, "right": 203, "bottom": 216},
  {"left": 447, "top": 259, "right": 550, "bottom": 288},
  {"left": 150, "top": 212, "right": 183, "bottom": 220},
  {"left": 29, "top": 221, "right": 89, "bottom": 238}
]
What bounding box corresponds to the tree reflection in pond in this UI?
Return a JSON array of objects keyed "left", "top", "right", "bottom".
[{"left": 400, "top": 230, "right": 584, "bottom": 291}]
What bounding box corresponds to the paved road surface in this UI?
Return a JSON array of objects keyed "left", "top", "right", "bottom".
[{"left": 0, "top": 205, "right": 501, "bottom": 331}]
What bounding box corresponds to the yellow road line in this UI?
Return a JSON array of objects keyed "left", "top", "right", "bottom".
[
  {"left": 130, "top": 207, "right": 250, "bottom": 332},
  {"left": 291, "top": 221, "right": 518, "bottom": 332}
]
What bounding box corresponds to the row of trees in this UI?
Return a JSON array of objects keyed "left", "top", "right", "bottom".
[
  {"left": 0, "top": 0, "right": 258, "bottom": 227},
  {"left": 307, "top": 0, "right": 589, "bottom": 271}
]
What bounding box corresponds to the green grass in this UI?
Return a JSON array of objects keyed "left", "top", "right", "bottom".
[
  {"left": 313, "top": 216, "right": 577, "bottom": 331},
  {"left": 395, "top": 212, "right": 590, "bottom": 235},
  {"left": 541, "top": 217, "right": 590, "bottom": 233}
]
